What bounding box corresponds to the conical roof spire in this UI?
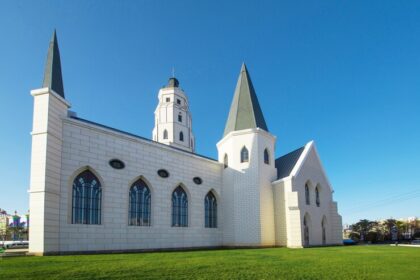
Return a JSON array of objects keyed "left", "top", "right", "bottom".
[
  {"left": 42, "top": 30, "right": 65, "bottom": 98},
  {"left": 223, "top": 63, "right": 268, "bottom": 136}
]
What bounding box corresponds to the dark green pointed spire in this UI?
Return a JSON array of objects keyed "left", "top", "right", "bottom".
[
  {"left": 42, "top": 30, "right": 65, "bottom": 98},
  {"left": 223, "top": 63, "right": 268, "bottom": 136}
]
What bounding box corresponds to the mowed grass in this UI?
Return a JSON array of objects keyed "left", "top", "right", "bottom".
[{"left": 1, "top": 246, "right": 419, "bottom": 279}]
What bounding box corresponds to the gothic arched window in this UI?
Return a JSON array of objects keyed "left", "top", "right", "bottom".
[
  {"left": 223, "top": 154, "right": 228, "bottom": 169},
  {"left": 322, "top": 216, "right": 327, "bottom": 245},
  {"left": 303, "top": 214, "right": 310, "bottom": 246},
  {"left": 240, "top": 146, "right": 249, "bottom": 163},
  {"left": 264, "top": 148, "right": 270, "bottom": 164},
  {"left": 163, "top": 129, "right": 168, "bottom": 140},
  {"left": 205, "top": 192, "right": 217, "bottom": 228},
  {"left": 179, "top": 131, "right": 184, "bottom": 142},
  {"left": 315, "top": 187, "right": 320, "bottom": 207},
  {"left": 172, "top": 186, "right": 188, "bottom": 227},
  {"left": 305, "top": 183, "right": 310, "bottom": 205},
  {"left": 129, "top": 178, "right": 151, "bottom": 226},
  {"left": 72, "top": 170, "right": 102, "bottom": 224}
]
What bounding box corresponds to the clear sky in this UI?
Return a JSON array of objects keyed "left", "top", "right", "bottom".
[{"left": 1, "top": 1, "right": 419, "bottom": 224}]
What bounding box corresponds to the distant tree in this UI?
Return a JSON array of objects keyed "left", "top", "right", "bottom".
[
  {"left": 351, "top": 220, "right": 377, "bottom": 241},
  {"left": 366, "top": 231, "right": 379, "bottom": 243},
  {"left": 382, "top": 219, "right": 397, "bottom": 240},
  {"left": 395, "top": 220, "right": 408, "bottom": 239},
  {"left": 349, "top": 232, "right": 360, "bottom": 242}
]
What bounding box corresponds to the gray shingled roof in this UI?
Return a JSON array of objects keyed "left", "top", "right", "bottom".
[
  {"left": 223, "top": 63, "right": 268, "bottom": 136},
  {"left": 275, "top": 146, "right": 305, "bottom": 179},
  {"left": 42, "top": 30, "right": 65, "bottom": 98}
]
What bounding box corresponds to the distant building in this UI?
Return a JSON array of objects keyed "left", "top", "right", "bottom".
[
  {"left": 0, "top": 209, "right": 11, "bottom": 240},
  {"left": 28, "top": 31, "right": 342, "bottom": 255}
]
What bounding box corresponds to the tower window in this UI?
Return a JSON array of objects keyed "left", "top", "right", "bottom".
[
  {"left": 163, "top": 130, "right": 168, "bottom": 139},
  {"left": 240, "top": 147, "right": 249, "bottom": 163},
  {"left": 264, "top": 148, "right": 270, "bottom": 164},
  {"left": 179, "top": 131, "right": 184, "bottom": 142},
  {"left": 177, "top": 99, "right": 181, "bottom": 105},
  {"left": 223, "top": 154, "right": 228, "bottom": 169},
  {"left": 178, "top": 113, "right": 182, "bottom": 122},
  {"left": 166, "top": 97, "right": 170, "bottom": 102}
]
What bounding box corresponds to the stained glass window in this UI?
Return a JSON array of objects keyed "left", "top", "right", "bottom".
[{"left": 72, "top": 170, "right": 102, "bottom": 224}]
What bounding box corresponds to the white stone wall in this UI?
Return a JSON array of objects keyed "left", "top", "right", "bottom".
[
  {"left": 272, "top": 180, "right": 287, "bottom": 246},
  {"left": 217, "top": 128, "right": 276, "bottom": 246},
  {"left": 272, "top": 178, "right": 303, "bottom": 248},
  {"left": 56, "top": 117, "right": 222, "bottom": 252},
  {"left": 28, "top": 89, "right": 342, "bottom": 253},
  {"left": 29, "top": 88, "right": 70, "bottom": 254},
  {"left": 287, "top": 142, "right": 342, "bottom": 247}
]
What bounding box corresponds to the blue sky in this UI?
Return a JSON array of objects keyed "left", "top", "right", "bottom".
[{"left": 1, "top": 1, "right": 419, "bottom": 224}]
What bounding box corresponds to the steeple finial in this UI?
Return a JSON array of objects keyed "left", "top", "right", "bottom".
[
  {"left": 223, "top": 63, "right": 268, "bottom": 136},
  {"left": 42, "top": 30, "right": 65, "bottom": 98}
]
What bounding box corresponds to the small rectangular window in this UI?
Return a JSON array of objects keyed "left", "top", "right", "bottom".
[
  {"left": 166, "top": 97, "right": 170, "bottom": 102},
  {"left": 177, "top": 99, "right": 181, "bottom": 105}
]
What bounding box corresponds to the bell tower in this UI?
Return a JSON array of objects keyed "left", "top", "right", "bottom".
[
  {"left": 152, "top": 77, "right": 195, "bottom": 152},
  {"left": 217, "top": 63, "right": 277, "bottom": 246}
]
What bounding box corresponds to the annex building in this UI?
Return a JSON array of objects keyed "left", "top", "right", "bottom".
[{"left": 28, "top": 32, "right": 342, "bottom": 255}]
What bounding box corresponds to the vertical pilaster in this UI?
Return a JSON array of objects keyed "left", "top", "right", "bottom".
[{"left": 29, "top": 88, "right": 69, "bottom": 255}]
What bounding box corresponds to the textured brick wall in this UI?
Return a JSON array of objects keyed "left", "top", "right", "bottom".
[
  {"left": 56, "top": 118, "right": 223, "bottom": 252},
  {"left": 217, "top": 129, "right": 276, "bottom": 246}
]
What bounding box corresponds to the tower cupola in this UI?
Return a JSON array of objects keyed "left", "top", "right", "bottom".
[
  {"left": 152, "top": 76, "right": 195, "bottom": 152},
  {"left": 166, "top": 77, "right": 180, "bottom": 88}
]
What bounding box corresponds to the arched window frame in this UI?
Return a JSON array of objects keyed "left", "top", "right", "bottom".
[
  {"left": 305, "top": 183, "right": 310, "bottom": 205},
  {"left": 71, "top": 170, "right": 102, "bottom": 225},
  {"left": 315, "top": 186, "right": 320, "bottom": 207},
  {"left": 204, "top": 191, "right": 217, "bottom": 228},
  {"left": 128, "top": 178, "right": 151, "bottom": 226},
  {"left": 223, "top": 154, "right": 228, "bottom": 169},
  {"left": 264, "top": 148, "right": 270, "bottom": 165},
  {"left": 163, "top": 129, "right": 168, "bottom": 140},
  {"left": 172, "top": 186, "right": 188, "bottom": 227},
  {"left": 179, "top": 131, "right": 184, "bottom": 142},
  {"left": 303, "top": 213, "right": 310, "bottom": 247},
  {"left": 322, "top": 216, "right": 327, "bottom": 245},
  {"left": 240, "top": 146, "right": 249, "bottom": 163}
]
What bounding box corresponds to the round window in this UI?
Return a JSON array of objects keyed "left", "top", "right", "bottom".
[
  {"left": 109, "top": 159, "right": 125, "bottom": 169},
  {"left": 193, "top": 177, "right": 202, "bottom": 185},
  {"left": 157, "top": 169, "right": 170, "bottom": 178}
]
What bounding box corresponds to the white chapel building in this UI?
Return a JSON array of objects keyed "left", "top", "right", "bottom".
[{"left": 28, "top": 32, "right": 342, "bottom": 255}]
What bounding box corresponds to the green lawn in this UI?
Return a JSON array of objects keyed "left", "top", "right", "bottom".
[{"left": 1, "top": 246, "right": 419, "bottom": 279}]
